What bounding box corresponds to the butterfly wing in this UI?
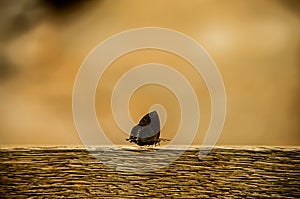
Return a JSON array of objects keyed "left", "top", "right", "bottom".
[{"left": 127, "top": 111, "right": 161, "bottom": 146}]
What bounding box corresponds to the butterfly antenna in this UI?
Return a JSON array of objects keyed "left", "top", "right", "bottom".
[{"left": 160, "top": 138, "right": 170, "bottom": 142}]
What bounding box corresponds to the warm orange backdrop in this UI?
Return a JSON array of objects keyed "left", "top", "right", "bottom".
[{"left": 0, "top": 0, "right": 299, "bottom": 146}]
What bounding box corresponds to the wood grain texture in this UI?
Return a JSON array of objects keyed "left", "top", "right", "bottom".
[{"left": 0, "top": 147, "right": 299, "bottom": 198}]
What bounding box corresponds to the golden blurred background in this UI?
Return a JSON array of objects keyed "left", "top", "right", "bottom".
[{"left": 0, "top": 0, "right": 299, "bottom": 146}]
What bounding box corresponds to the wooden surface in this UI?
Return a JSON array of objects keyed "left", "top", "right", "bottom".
[{"left": 0, "top": 147, "right": 299, "bottom": 198}]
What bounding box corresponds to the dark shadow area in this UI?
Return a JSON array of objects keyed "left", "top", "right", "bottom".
[
  {"left": 0, "top": 0, "right": 98, "bottom": 41},
  {"left": 277, "top": 0, "right": 300, "bottom": 16}
]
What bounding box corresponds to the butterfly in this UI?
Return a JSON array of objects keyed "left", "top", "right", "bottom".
[{"left": 126, "top": 111, "right": 169, "bottom": 146}]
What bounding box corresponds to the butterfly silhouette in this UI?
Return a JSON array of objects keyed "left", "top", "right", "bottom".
[{"left": 126, "top": 111, "right": 169, "bottom": 146}]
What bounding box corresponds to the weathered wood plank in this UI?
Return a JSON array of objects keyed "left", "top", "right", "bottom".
[{"left": 0, "top": 147, "right": 299, "bottom": 198}]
